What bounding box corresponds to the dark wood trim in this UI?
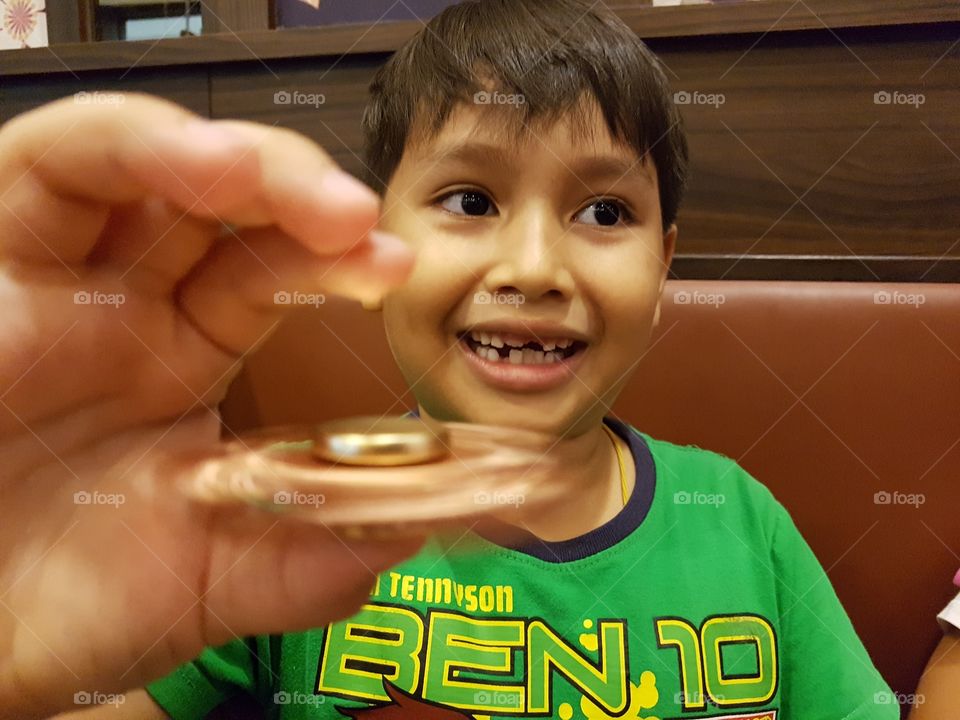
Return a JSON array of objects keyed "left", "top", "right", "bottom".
[
  {"left": 671, "top": 255, "right": 960, "bottom": 283},
  {"left": 610, "top": 0, "right": 960, "bottom": 39},
  {"left": 2, "top": 0, "right": 957, "bottom": 77}
]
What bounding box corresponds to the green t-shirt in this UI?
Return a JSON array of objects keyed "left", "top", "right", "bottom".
[{"left": 146, "top": 419, "right": 895, "bottom": 719}]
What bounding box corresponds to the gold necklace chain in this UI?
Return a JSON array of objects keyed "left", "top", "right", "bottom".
[{"left": 601, "top": 423, "right": 628, "bottom": 507}]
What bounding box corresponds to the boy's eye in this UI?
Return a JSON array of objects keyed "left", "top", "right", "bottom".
[
  {"left": 439, "top": 191, "right": 495, "bottom": 216},
  {"left": 575, "top": 199, "right": 631, "bottom": 227}
]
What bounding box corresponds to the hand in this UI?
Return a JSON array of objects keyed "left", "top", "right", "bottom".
[{"left": 0, "top": 94, "right": 421, "bottom": 719}]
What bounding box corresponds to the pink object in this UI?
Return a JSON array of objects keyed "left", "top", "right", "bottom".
[
  {"left": 0, "top": 0, "right": 47, "bottom": 49},
  {"left": 953, "top": 568, "right": 960, "bottom": 588}
]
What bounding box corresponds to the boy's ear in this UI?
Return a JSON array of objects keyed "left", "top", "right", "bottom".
[
  {"left": 653, "top": 223, "right": 678, "bottom": 329},
  {"left": 660, "top": 223, "right": 677, "bottom": 291}
]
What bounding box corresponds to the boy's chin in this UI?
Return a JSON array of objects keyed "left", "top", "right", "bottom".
[{"left": 443, "top": 400, "right": 584, "bottom": 439}]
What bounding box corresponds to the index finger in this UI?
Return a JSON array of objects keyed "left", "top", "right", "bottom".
[{"left": 0, "top": 93, "right": 384, "bottom": 266}]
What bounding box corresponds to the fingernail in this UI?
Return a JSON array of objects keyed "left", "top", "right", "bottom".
[
  {"left": 368, "top": 229, "right": 412, "bottom": 255},
  {"left": 317, "top": 169, "right": 378, "bottom": 207}
]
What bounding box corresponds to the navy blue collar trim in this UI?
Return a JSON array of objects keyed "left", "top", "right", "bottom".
[{"left": 403, "top": 409, "right": 656, "bottom": 563}]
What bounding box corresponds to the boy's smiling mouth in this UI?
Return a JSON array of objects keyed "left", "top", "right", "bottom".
[{"left": 454, "top": 322, "right": 589, "bottom": 393}]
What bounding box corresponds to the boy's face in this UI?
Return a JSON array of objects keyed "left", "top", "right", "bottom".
[{"left": 378, "top": 98, "right": 676, "bottom": 438}]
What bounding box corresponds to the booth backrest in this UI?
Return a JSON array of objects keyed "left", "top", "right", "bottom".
[{"left": 219, "top": 279, "right": 960, "bottom": 699}]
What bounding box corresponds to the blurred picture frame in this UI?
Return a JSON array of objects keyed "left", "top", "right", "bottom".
[{"left": 0, "top": 0, "right": 49, "bottom": 49}]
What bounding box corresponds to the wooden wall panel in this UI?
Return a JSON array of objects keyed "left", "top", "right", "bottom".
[
  {"left": 201, "top": 0, "right": 273, "bottom": 34},
  {"left": 45, "top": 0, "right": 95, "bottom": 44},
  {"left": 0, "top": 68, "right": 210, "bottom": 123},
  {"left": 209, "top": 57, "right": 381, "bottom": 178},
  {"left": 647, "top": 24, "right": 960, "bottom": 276}
]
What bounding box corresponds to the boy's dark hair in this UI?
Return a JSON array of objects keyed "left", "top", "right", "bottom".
[{"left": 361, "top": 0, "right": 689, "bottom": 230}]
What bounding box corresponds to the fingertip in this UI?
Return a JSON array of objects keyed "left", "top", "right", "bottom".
[
  {"left": 368, "top": 228, "right": 413, "bottom": 254},
  {"left": 367, "top": 229, "right": 417, "bottom": 275},
  {"left": 283, "top": 171, "right": 381, "bottom": 257},
  {"left": 343, "top": 230, "right": 416, "bottom": 307},
  {"left": 316, "top": 169, "right": 380, "bottom": 211}
]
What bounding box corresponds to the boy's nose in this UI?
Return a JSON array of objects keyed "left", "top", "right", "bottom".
[{"left": 484, "top": 212, "right": 575, "bottom": 302}]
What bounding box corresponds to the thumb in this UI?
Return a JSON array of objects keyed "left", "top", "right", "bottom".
[{"left": 197, "top": 516, "right": 425, "bottom": 648}]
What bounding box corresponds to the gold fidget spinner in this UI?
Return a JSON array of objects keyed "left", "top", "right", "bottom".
[{"left": 181, "top": 415, "right": 567, "bottom": 538}]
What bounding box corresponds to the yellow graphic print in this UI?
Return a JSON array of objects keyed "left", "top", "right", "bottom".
[
  {"left": 475, "top": 707, "right": 574, "bottom": 720},
  {"left": 579, "top": 619, "right": 599, "bottom": 652},
  {"left": 320, "top": 601, "right": 778, "bottom": 718},
  {"left": 577, "top": 618, "right": 659, "bottom": 720},
  {"left": 580, "top": 670, "right": 659, "bottom": 720}
]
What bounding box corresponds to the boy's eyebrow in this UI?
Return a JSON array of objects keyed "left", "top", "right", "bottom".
[
  {"left": 422, "top": 141, "right": 654, "bottom": 186},
  {"left": 569, "top": 155, "right": 655, "bottom": 187}
]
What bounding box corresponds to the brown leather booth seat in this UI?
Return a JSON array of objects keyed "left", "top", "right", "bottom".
[{"left": 220, "top": 280, "right": 960, "bottom": 699}]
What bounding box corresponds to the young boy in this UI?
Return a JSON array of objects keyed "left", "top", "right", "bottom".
[
  {"left": 5, "top": 1, "right": 894, "bottom": 719},
  {"left": 140, "top": 1, "right": 894, "bottom": 717}
]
